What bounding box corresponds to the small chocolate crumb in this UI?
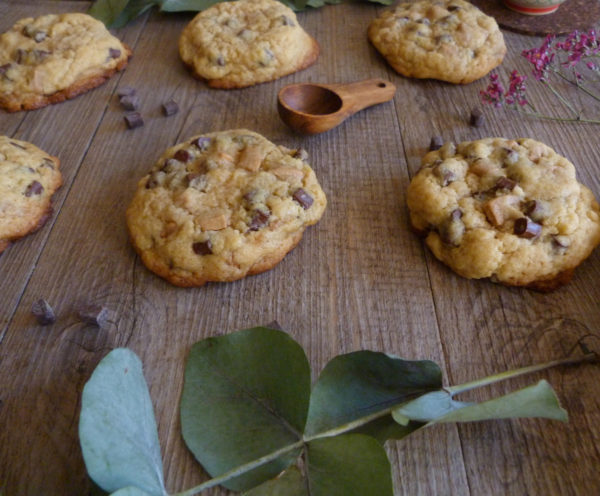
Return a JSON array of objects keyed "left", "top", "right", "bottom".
[
  {"left": 248, "top": 210, "right": 270, "bottom": 231},
  {"left": 495, "top": 177, "right": 517, "bottom": 191},
  {"left": 448, "top": 5, "right": 461, "bottom": 11},
  {"left": 162, "top": 99, "right": 179, "bottom": 116},
  {"left": 429, "top": 135, "right": 444, "bottom": 151},
  {"left": 174, "top": 149, "right": 191, "bottom": 162},
  {"left": 109, "top": 48, "right": 121, "bottom": 59},
  {"left": 120, "top": 94, "right": 140, "bottom": 111},
  {"left": 31, "top": 298, "right": 56, "bottom": 325},
  {"left": 193, "top": 137, "right": 211, "bottom": 151},
  {"left": 24, "top": 180, "right": 44, "bottom": 197},
  {"left": 192, "top": 240, "right": 213, "bottom": 255},
  {"left": 292, "top": 188, "right": 313, "bottom": 209},
  {"left": 216, "top": 55, "right": 225, "bottom": 66},
  {"left": 293, "top": 148, "right": 309, "bottom": 161},
  {"left": 514, "top": 217, "right": 542, "bottom": 239},
  {"left": 450, "top": 208, "right": 463, "bottom": 221},
  {"left": 117, "top": 86, "right": 136, "bottom": 98},
  {"left": 124, "top": 112, "right": 144, "bottom": 129},
  {"left": 78, "top": 304, "right": 109, "bottom": 327},
  {"left": 469, "top": 107, "right": 485, "bottom": 127}
]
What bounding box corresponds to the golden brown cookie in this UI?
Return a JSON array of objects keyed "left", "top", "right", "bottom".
[
  {"left": 126, "top": 129, "right": 327, "bottom": 286},
  {"left": 368, "top": 0, "right": 506, "bottom": 84},
  {"left": 407, "top": 138, "right": 600, "bottom": 291},
  {"left": 0, "top": 136, "right": 62, "bottom": 253},
  {"left": 178, "top": 0, "right": 319, "bottom": 89},
  {"left": 0, "top": 13, "right": 131, "bottom": 112}
]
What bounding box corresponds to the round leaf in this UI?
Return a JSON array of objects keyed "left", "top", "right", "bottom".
[
  {"left": 79, "top": 349, "right": 166, "bottom": 496},
  {"left": 180, "top": 326, "right": 311, "bottom": 491}
]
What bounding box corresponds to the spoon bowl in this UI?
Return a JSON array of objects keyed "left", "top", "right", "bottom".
[{"left": 278, "top": 78, "right": 396, "bottom": 134}]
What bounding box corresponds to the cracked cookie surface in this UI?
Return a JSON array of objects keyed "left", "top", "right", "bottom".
[
  {"left": 368, "top": 0, "right": 506, "bottom": 84},
  {"left": 0, "top": 13, "right": 131, "bottom": 112},
  {"left": 178, "top": 0, "right": 319, "bottom": 89},
  {"left": 0, "top": 136, "right": 62, "bottom": 253},
  {"left": 126, "top": 129, "right": 327, "bottom": 286},
  {"left": 407, "top": 137, "right": 600, "bottom": 291}
]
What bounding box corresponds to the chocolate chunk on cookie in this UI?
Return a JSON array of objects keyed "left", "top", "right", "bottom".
[
  {"left": 0, "top": 136, "right": 62, "bottom": 253},
  {"left": 0, "top": 13, "right": 132, "bottom": 112},
  {"left": 407, "top": 137, "right": 600, "bottom": 291},
  {"left": 368, "top": 0, "right": 506, "bottom": 84},
  {"left": 178, "top": 0, "right": 319, "bottom": 89},
  {"left": 126, "top": 129, "right": 327, "bottom": 286}
]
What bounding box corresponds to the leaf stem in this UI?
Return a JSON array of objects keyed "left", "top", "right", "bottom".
[
  {"left": 446, "top": 353, "right": 598, "bottom": 396},
  {"left": 172, "top": 441, "right": 303, "bottom": 496}
]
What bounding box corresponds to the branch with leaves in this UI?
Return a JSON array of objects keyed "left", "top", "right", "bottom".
[
  {"left": 89, "top": 0, "right": 394, "bottom": 29},
  {"left": 78, "top": 325, "right": 597, "bottom": 496}
]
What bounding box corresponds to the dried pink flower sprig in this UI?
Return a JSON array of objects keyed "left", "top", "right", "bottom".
[{"left": 481, "top": 29, "right": 600, "bottom": 124}]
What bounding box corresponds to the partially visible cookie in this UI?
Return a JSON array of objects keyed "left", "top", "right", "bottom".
[
  {"left": 0, "top": 136, "right": 62, "bottom": 253},
  {"left": 0, "top": 13, "right": 131, "bottom": 112},
  {"left": 368, "top": 0, "right": 506, "bottom": 84},
  {"left": 126, "top": 129, "right": 327, "bottom": 286},
  {"left": 178, "top": 0, "right": 319, "bottom": 89},
  {"left": 407, "top": 138, "right": 600, "bottom": 291}
]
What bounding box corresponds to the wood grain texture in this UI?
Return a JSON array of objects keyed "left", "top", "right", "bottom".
[{"left": 1, "top": 1, "right": 599, "bottom": 495}]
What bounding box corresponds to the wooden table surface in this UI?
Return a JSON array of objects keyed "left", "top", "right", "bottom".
[{"left": 1, "top": 1, "right": 599, "bottom": 495}]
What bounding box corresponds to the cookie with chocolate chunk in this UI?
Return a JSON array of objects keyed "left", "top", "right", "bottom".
[
  {"left": 0, "top": 13, "right": 131, "bottom": 112},
  {"left": 407, "top": 137, "right": 600, "bottom": 291},
  {"left": 368, "top": 0, "right": 506, "bottom": 84},
  {"left": 0, "top": 136, "right": 61, "bottom": 253},
  {"left": 126, "top": 129, "right": 327, "bottom": 286},
  {"left": 178, "top": 0, "right": 319, "bottom": 89}
]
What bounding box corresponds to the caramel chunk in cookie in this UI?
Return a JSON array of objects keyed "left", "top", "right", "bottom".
[
  {"left": 407, "top": 137, "right": 600, "bottom": 291},
  {"left": 126, "top": 129, "right": 327, "bottom": 286}
]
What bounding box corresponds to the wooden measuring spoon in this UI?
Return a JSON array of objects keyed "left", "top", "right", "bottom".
[{"left": 277, "top": 78, "right": 396, "bottom": 135}]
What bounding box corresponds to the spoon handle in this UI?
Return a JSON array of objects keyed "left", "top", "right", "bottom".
[{"left": 328, "top": 79, "right": 396, "bottom": 115}]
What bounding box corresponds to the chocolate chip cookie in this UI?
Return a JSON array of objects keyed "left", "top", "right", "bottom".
[
  {"left": 368, "top": 0, "right": 506, "bottom": 84},
  {"left": 126, "top": 129, "right": 327, "bottom": 286},
  {"left": 0, "top": 13, "right": 131, "bottom": 112},
  {"left": 407, "top": 138, "right": 600, "bottom": 291},
  {"left": 0, "top": 136, "right": 61, "bottom": 253},
  {"left": 178, "top": 0, "right": 319, "bottom": 89}
]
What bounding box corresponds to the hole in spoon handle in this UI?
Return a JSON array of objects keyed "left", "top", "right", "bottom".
[{"left": 334, "top": 79, "right": 397, "bottom": 114}]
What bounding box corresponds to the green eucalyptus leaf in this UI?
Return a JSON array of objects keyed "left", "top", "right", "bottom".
[
  {"left": 429, "top": 380, "right": 568, "bottom": 425},
  {"left": 112, "top": 0, "right": 160, "bottom": 28},
  {"left": 304, "top": 351, "right": 441, "bottom": 439},
  {"left": 392, "top": 390, "right": 473, "bottom": 424},
  {"left": 110, "top": 488, "right": 154, "bottom": 496},
  {"left": 79, "top": 349, "right": 166, "bottom": 496},
  {"left": 160, "top": 0, "right": 222, "bottom": 12},
  {"left": 180, "top": 326, "right": 311, "bottom": 492},
  {"left": 242, "top": 465, "right": 307, "bottom": 496},
  {"left": 88, "top": 0, "right": 131, "bottom": 27},
  {"left": 305, "top": 434, "right": 393, "bottom": 496}
]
